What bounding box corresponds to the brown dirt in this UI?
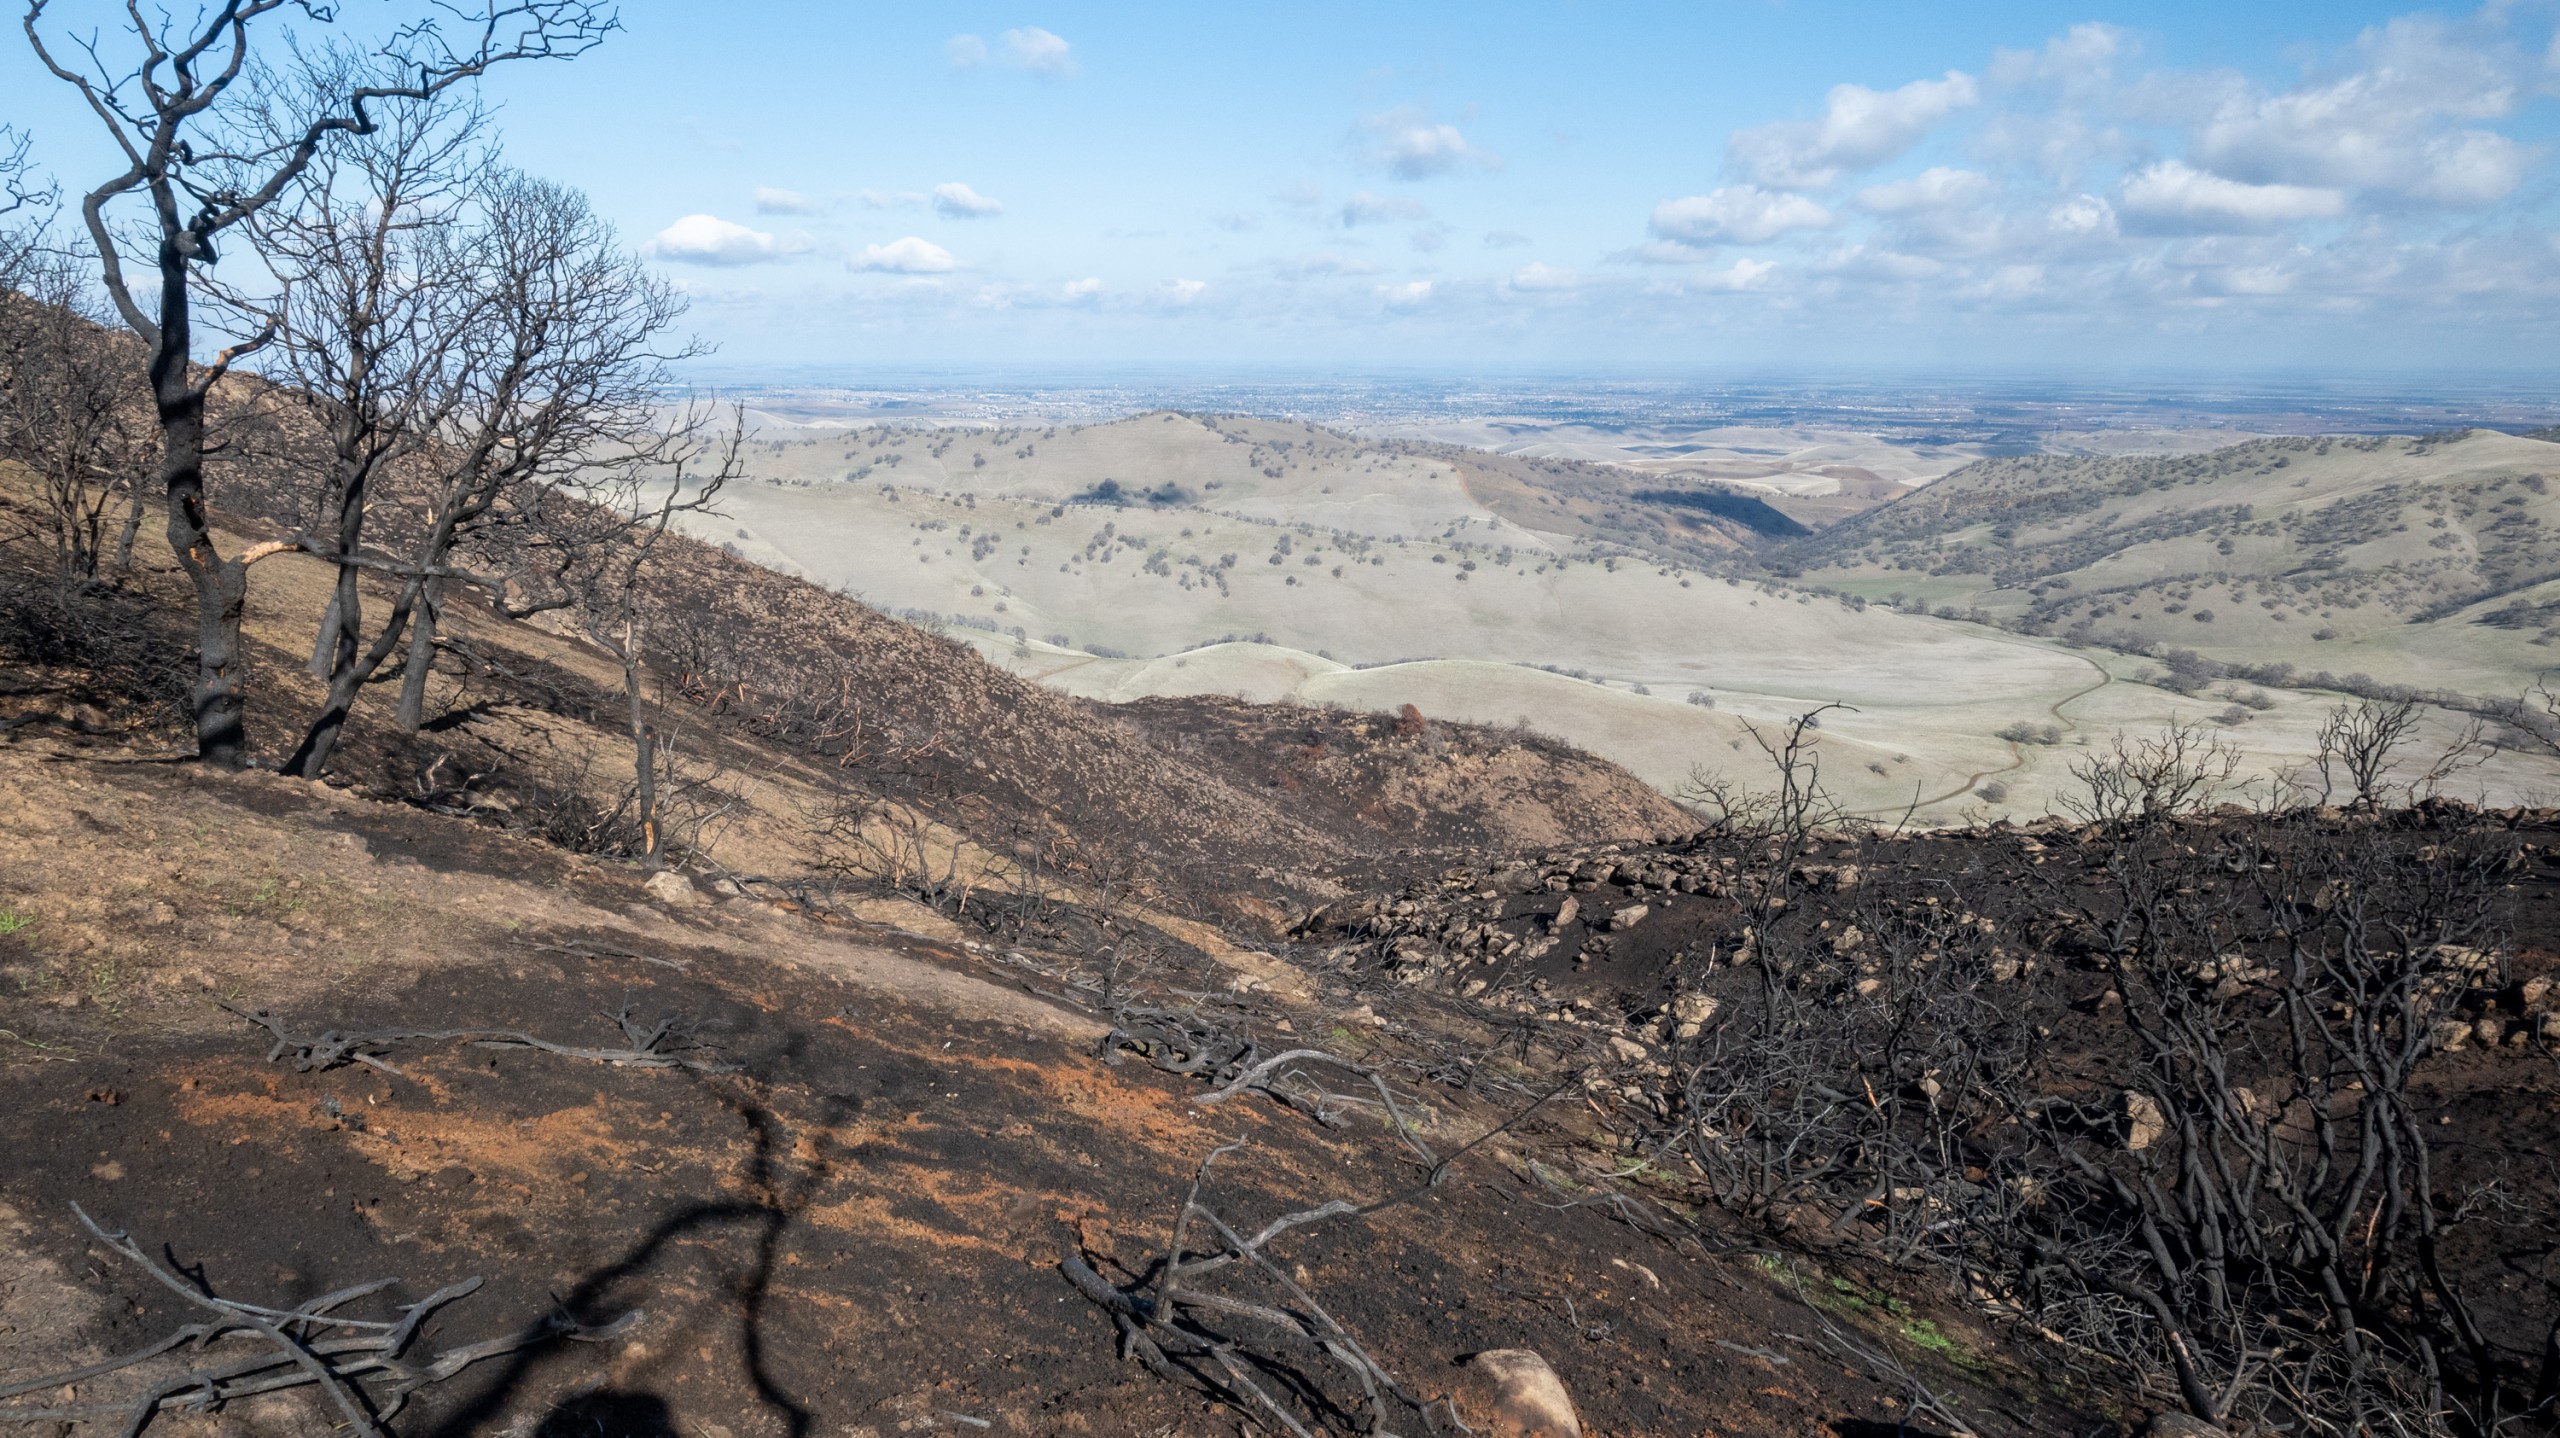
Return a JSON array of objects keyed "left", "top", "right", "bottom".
[{"left": 0, "top": 746, "right": 2108, "bottom": 1438}]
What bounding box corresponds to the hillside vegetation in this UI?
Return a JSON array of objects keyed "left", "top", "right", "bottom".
[{"left": 1778, "top": 429, "right": 2560, "bottom": 698}]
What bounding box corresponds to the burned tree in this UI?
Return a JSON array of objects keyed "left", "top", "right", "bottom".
[
  {"left": 22, "top": 0, "right": 615, "bottom": 765},
  {"left": 0, "top": 152, "right": 158, "bottom": 581},
  {"left": 560, "top": 418, "right": 739, "bottom": 866},
  {"left": 239, "top": 121, "right": 701, "bottom": 778}
]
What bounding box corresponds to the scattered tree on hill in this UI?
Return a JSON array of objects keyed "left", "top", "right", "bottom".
[{"left": 22, "top": 0, "right": 616, "bottom": 766}]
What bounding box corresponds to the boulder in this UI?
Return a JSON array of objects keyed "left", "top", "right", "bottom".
[
  {"left": 1609, "top": 903, "right": 1650, "bottom": 931},
  {"left": 1550, "top": 897, "right": 1580, "bottom": 930},
  {"left": 1453, "top": 1349, "right": 1582, "bottom": 1438},
  {"left": 643, "top": 870, "right": 702, "bottom": 907},
  {"left": 2123, "top": 1091, "right": 2166, "bottom": 1151}
]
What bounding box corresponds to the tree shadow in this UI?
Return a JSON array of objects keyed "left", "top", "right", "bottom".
[
  {"left": 418, "top": 1074, "right": 850, "bottom": 1438},
  {"left": 532, "top": 1389, "right": 680, "bottom": 1438}
]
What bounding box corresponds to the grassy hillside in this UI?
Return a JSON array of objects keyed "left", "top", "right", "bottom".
[
  {"left": 1777, "top": 429, "right": 2560, "bottom": 697},
  {"left": 696, "top": 415, "right": 2560, "bottom": 821}
]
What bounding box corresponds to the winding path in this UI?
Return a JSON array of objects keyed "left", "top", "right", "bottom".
[{"left": 1851, "top": 650, "right": 2115, "bottom": 817}]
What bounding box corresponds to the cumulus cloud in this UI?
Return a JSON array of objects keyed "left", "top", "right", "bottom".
[
  {"left": 1698, "top": 257, "right": 1778, "bottom": 291},
  {"left": 947, "top": 27, "right": 1074, "bottom": 75},
  {"left": 1651, "top": 186, "right": 1834, "bottom": 245},
  {"left": 1359, "top": 108, "right": 1497, "bottom": 180},
  {"left": 1166, "top": 278, "right": 1209, "bottom": 303},
  {"left": 644, "top": 214, "right": 803, "bottom": 266},
  {"left": 1338, "top": 192, "right": 1429, "bottom": 226},
  {"left": 2188, "top": 14, "right": 2528, "bottom": 206},
  {"left": 1856, "top": 166, "right": 1995, "bottom": 214},
  {"left": 1062, "top": 277, "right": 1102, "bottom": 300},
  {"left": 1728, "top": 71, "right": 1979, "bottom": 189},
  {"left": 1001, "top": 26, "right": 1076, "bottom": 75},
  {"left": 2117, "top": 160, "right": 2346, "bottom": 233},
  {"left": 1380, "top": 279, "right": 1434, "bottom": 307},
  {"left": 933, "top": 182, "right": 1004, "bottom": 218},
  {"left": 851, "top": 237, "right": 958, "bottom": 273},
  {"left": 753, "top": 187, "right": 817, "bottom": 215}
]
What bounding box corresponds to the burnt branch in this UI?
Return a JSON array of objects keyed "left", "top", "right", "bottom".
[
  {"left": 219, "top": 999, "right": 734, "bottom": 1075},
  {"left": 0, "top": 1204, "right": 640, "bottom": 1438}
]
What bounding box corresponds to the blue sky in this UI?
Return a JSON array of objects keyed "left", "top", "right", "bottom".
[{"left": 11, "top": 1, "right": 2560, "bottom": 371}]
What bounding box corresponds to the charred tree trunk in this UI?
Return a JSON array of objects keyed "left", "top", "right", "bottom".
[{"left": 395, "top": 577, "right": 440, "bottom": 734}]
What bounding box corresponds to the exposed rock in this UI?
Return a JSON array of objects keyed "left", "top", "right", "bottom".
[
  {"left": 643, "top": 870, "right": 703, "bottom": 907},
  {"left": 1453, "top": 1349, "right": 1583, "bottom": 1438},
  {"left": 1606, "top": 1035, "right": 1648, "bottom": 1063},
  {"left": 1609, "top": 903, "right": 1650, "bottom": 931},
  {"left": 2147, "top": 1414, "right": 2232, "bottom": 1438},
  {"left": 1550, "top": 897, "right": 1580, "bottom": 930},
  {"left": 2124, "top": 1091, "right": 2166, "bottom": 1151},
  {"left": 2430, "top": 1019, "right": 2473, "bottom": 1053}
]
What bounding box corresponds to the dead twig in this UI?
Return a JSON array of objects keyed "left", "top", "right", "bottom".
[
  {"left": 218, "top": 1000, "right": 734, "bottom": 1076},
  {"left": 0, "top": 1205, "right": 641, "bottom": 1437}
]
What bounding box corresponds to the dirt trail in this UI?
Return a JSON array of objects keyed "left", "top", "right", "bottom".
[{"left": 1856, "top": 655, "right": 2114, "bottom": 816}]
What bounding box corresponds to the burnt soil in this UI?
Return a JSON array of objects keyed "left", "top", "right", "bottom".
[{"left": 0, "top": 749, "right": 2113, "bottom": 1438}]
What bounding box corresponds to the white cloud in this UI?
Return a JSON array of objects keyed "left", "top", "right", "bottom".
[
  {"left": 947, "top": 26, "right": 1073, "bottom": 75},
  {"left": 851, "top": 237, "right": 959, "bottom": 273},
  {"left": 1728, "top": 71, "right": 1979, "bottom": 189},
  {"left": 1359, "top": 108, "right": 1497, "bottom": 180},
  {"left": 1856, "top": 166, "right": 1995, "bottom": 214},
  {"left": 1270, "top": 253, "right": 1379, "bottom": 279},
  {"left": 1062, "top": 277, "right": 1103, "bottom": 300},
  {"left": 2048, "top": 194, "right": 2116, "bottom": 236},
  {"left": 753, "top": 187, "right": 816, "bottom": 216},
  {"left": 860, "top": 190, "right": 925, "bottom": 210},
  {"left": 1339, "top": 192, "right": 1429, "bottom": 226},
  {"left": 1483, "top": 229, "right": 1530, "bottom": 248},
  {"left": 2188, "top": 13, "right": 2528, "bottom": 207},
  {"left": 933, "top": 182, "right": 1004, "bottom": 218},
  {"left": 1000, "top": 26, "right": 1076, "bottom": 76},
  {"left": 1166, "top": 278, "right": 1209, "bottom": 303},
  {"left": 1508, "top": 262, "right": 1579, "bottom": 291},
  {"left": 1699, "top": 257, "right": 1778, "bottom": 291},
  {"left": 1651, "top": 186, "right": 1834, "bottom": 245},
  {"left": 644, "top": 214, "right": 802, "bottom": 266},
  {"left": 2117, "top": 160, "right": 2346, "bottom": 233},
  {"left": 1381, "top": 279, "right": 1434, "bottom": 307}
]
